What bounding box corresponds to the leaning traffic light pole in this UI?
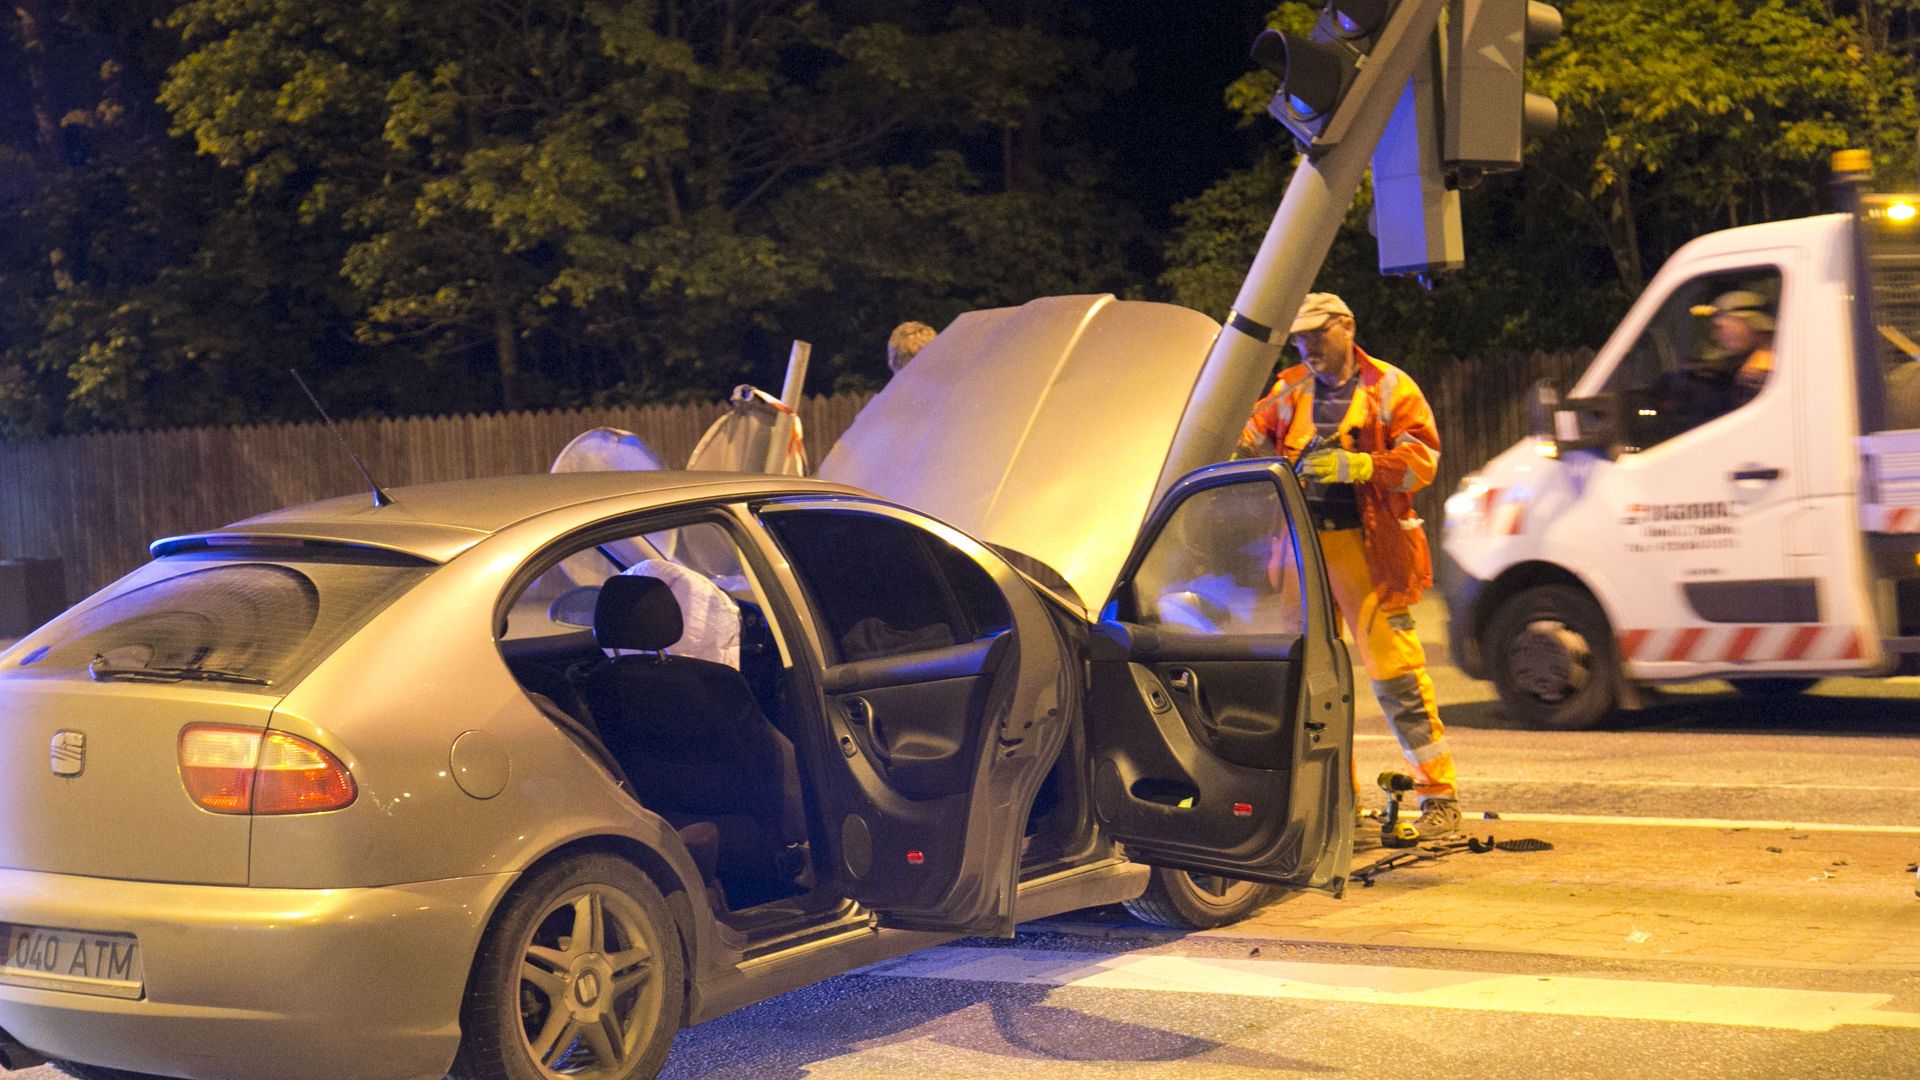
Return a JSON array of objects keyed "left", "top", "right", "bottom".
[
  {"left": 1156, "top": 0, "right": 1561, "bottom": 490},
  {"left": 1157, "top": 0, "right": 1448, "bottom": 491}
]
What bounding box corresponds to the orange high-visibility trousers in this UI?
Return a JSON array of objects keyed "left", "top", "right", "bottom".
[{"left": 1319, "top": 527, "right": 1457, "bottom": 802}]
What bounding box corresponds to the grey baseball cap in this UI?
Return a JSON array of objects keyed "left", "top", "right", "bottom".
[{"left": 1290, "top": 293, "right": 1354, "bottom": 335}]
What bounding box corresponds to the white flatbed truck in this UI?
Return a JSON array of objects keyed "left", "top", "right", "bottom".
[{"left": 1442, "top": 154, "right": 1920, "bottom": 728}]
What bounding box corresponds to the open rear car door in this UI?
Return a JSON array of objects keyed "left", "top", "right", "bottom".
[
  {"left": 1086, "top": 460, "right": 1354, "bottom": 894},
  {"left": 751, "top": 500, "right": 1073, "bottom": 934}
]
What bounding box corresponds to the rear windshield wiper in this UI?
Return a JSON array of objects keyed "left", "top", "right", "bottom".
[{"left": 88, "top": 656, "right": 272, "bottom": 686}]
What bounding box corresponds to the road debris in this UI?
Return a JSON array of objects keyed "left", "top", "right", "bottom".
[{"left": 1351, "top": 835, "right": 1554, "bottom": 887}]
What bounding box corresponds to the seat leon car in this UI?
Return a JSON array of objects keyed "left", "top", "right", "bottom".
[{"left": 0, "top": 295, "right": 1355, "bottom": 1080}]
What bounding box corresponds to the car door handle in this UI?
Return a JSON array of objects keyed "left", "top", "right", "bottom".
[
  {"left": 1731, "top": 466, "right": 1781, "bottom": 482},
  {"left": 845, "top": 698, "right": 893, "bottom": 762},
  {"left": 840, "top": 696, "right": 889, "bottom": 762},
  {"left": 1165, "top": 668, "right": 1219, "bottom": 733}
]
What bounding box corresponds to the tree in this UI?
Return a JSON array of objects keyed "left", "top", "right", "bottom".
[
  {"left": 158, "top": 0, "right": 1142, "bottom": 410},
  {"left": 1533, "top": 0, "right": 1919, "bottom": 291},
  {"left": 0, "top": 0, "right": 360, "bottom": 436}
]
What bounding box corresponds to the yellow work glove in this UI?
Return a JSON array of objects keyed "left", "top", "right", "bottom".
[{"left": 1300, "top": 447, "right": 1373, "bottom": 484}]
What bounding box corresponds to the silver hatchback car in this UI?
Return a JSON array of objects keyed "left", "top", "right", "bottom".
[{"left": 0, "top": 296, "right": 1353, "bottom": 1080}]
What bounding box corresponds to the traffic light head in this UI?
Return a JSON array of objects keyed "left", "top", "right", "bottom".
[
  {"left": 1328, "top": 0, "right": 1394, "bottom": 37},
  {"left": 1443, "top": 0, "right": 1564, "bottom": 174},
  {"left": 1253, "top": 2, "right": 1406, "bottom": 153},
  {"left": 1253, "top": 29, "right": 1352, "bottom": 145}
]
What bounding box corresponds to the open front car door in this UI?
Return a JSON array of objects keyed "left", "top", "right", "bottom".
[{"left": 1088, "top": 460, "right": 1354, "bottom": 895}]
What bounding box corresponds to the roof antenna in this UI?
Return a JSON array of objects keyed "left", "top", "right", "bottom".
[{"left": 289, "top": 368, "right": 395, "bottom": 508}]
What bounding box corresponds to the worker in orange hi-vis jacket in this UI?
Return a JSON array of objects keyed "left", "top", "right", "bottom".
[{"left": 1235, "top": 292, "right": 1460, "bottom": 840}]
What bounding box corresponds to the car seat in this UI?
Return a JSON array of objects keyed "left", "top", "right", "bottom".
[{"left": 580, "top": 574, "right": 812, "bottom": 908}]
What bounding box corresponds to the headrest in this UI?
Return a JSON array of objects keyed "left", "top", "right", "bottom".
[{"left": 594, "top": 575, "right": 683, "bottom": 652}]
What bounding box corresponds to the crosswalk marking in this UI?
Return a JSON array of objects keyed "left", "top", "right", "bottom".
[
  {"left": 1483, "top": 811, "right": 1920, "bottom": 835},
  {"left": 1473, "top": 776, "right": 1920, "bottom": 794},
  {"left": 866, "top": 947, "right": 1920, "bottom": 1032}
]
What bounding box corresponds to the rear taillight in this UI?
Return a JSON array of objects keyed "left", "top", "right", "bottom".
[{"left": 179, "top": 724, "right": 357, "bottom": 815}]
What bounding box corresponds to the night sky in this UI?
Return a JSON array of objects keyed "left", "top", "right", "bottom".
[{"left": 1084, "top": 2, "right": 1277, "bottom": 228}]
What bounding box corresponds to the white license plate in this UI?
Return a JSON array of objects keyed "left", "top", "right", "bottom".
[{"left": 0, "top": 922, "right": 143, "bottom": 999}]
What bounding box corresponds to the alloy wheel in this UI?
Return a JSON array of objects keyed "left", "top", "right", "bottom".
[{"left": 515, "top": 886, "right": 666, "bottom": 1078}]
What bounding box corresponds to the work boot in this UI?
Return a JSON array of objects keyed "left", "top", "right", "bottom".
[{"left": 1411, "top": 797, "right": 1461, "bottom": 840}]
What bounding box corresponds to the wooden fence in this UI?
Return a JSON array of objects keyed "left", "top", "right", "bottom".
[
  {"left": 0, "top": 352, "right": 1592, "bottom": 602},
  {"left": 0, "top": 393, "right": 873, "bottom": 602},
  {"left": 1416, "top": 348, "right": 1594, "bottom": 526}
]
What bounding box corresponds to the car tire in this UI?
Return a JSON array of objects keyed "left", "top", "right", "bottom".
[
  {"left": 1486, "top": 584, "right": 1620, "bottom": 731},
  {"left": 450, "top": 853, "right": 684, "bottom": 1080},
  {"left": 1730, "top": 677, "right": 1820, "bottom": 697},
  {"left": 54, "top": 1064, "right": 169, "bottom": 1080},
  {"left": 1122, "top": 867, "right": 1279, "bottom": 929}
]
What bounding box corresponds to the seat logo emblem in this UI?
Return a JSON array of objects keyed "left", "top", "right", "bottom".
[{"left": 51, "top": 731, "right": 85, "bottom": 777}]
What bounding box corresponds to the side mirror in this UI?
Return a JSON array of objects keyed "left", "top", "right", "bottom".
[{"left": 549, "top": 585, "right": 601, "bottom": 628}]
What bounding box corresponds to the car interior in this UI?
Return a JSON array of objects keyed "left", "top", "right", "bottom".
[{"left": 496, "top": 509, "right": 1087, "bottom": 935}]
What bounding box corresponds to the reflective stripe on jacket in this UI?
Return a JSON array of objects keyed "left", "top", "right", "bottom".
[{"left": 1237, "top": 348, "right": 1440, "bottom": 607}]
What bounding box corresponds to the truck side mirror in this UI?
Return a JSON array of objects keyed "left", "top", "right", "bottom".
[
  {"left": 1551, "top": 393, "right": 1621, "bottom": 458},
  {"left": 1529, "top": 381, "right": 1618, "bottom": 459}
]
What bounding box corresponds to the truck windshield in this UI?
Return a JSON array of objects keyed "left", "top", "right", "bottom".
[
  {"left": 1859, "top": 195, "right": 1920, "bottom": 432},
  {"left": 1, "top": 548, "right": 431, "bottom": 692}
]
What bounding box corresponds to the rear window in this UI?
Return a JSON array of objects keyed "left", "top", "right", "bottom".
[
  {"left": 2, "top": 549, "right": 430, "bottom": 691},
  {"left": 1860, "top": 195, "right": 1920, "bottom": 431}
]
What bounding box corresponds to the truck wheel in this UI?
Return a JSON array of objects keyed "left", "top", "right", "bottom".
[
  {"left": 1122, "top": 868, "right": 1279, "bottom": 929},
  {"left": 1486, "top": 584, "right": 1620, "bottom": 731},
  {"left": 451, "top": 854, "right": 684, "bottom": 1080},
  {"left": 1731, "top": 677, "right": 1820, "bottom": 697}
]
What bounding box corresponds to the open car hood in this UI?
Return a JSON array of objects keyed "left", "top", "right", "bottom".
[{"left": 819, "top": 294, "right": 1223, "bottom": 611}]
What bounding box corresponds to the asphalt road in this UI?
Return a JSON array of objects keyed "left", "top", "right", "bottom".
[
  {"left": 660, "top": 622, "right": 1920, "bottom": 1078},
  {"left": 631, "top": 679, "right": 1920, "bottom": 1079},
  {"left": 7, "top": 617, "right": 1920, "bottom": 1079}
]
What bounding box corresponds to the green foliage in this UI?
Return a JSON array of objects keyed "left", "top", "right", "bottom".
[
  {"left": 152, "top": 0, "right": 1144, "bottom": 409},
  {"left": 1534, "top": 0, "right": 1919, "bottom": 287},
  {"left": 7, "top": 0, "right": 1920, "bottom": 433},
  {"left": 1, "top": 0, "right": 1141, "bottom": 431},
  {"left": 771, "top": 151, "right": 1140, "bottom": 391}
]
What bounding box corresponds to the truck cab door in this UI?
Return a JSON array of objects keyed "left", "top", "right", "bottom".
[
  {"left": 1571, "top": 256, "right": 1875, "bottom": 677},
  {"left": 1085, "top": 461, "right": 1353, "bottom": 893},
  {"left": 749, "top": 500, "right": 1072, "bottom": 934}
]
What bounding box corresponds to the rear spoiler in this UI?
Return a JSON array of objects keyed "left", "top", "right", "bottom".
[{"left": 150, "top": 533, "right": 441, "bottom": 565}]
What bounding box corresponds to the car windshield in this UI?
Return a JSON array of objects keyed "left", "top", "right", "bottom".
[{"left": 1, "top": 547, "right": 431, "bottom": 692}]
